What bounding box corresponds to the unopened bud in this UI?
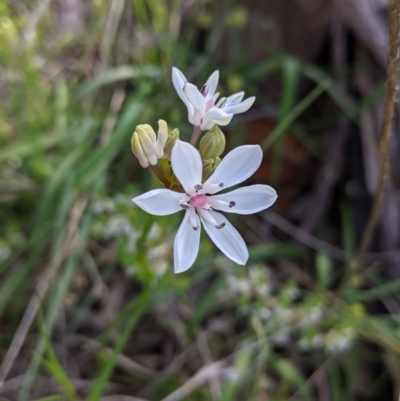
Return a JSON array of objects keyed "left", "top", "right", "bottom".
[
  {"left": 199, "top": 125, "right": 226, "bottom": 159},
  {"left": 136, "top": 124, "right": 157, "bottom": 165},
  {"left": 155, "top": 120, "right": 168, "bottom": 158},
  {"left": 202, "top": 157, "right": 221, "bottom": 181},
  {"left": 131, "top": 121, "right": 171, "bottom": 168},
  {"left": 163, "top": 128, "right": 180, "bottom": 160},
  {"left": 131, "top": 131, "right": 149, "bottom": 168}
]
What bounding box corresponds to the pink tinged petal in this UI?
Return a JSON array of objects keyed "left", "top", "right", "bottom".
[
  {"left": 204, "top": 70, "right": 219, "bottom": 100},
  {"left": 174, "top": 210, "right": 201, "bottom": 273},
  {"left": 225, "top": 91, "right": 245, "bottom": 106},
  {"left": 208, "top": 184, "right": 277, "bottom": 214},
  {"left": 200, "top": 107, "right": 233, "bottom": 130},
  {"left": 132, "top": 189, "right": 184, "bottom": 216},
  {"left": 172, "top": 67, "right": 195, "bottom": 123},
  {"left": 199, "top": 210, "right": 248, "bottom": 265},
  {"left": 223, "top": 97, "right": 255, "bottom": 115},
  {"left": 184, "top": 83, "right": 206, "bottom": 126},
  {"left": 203, "top": 145, "right": 263, "bottom": 194},
  {"left": 171, "top": 140, "right": 203, "bottom": 193}
]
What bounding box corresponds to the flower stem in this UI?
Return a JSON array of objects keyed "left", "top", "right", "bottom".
[
  {"left": 150, "top": 164, "right": 171, "bottom": 188},
  {"left": 190, "top": 126, "right": 202, "bottom": 146},
  {"left": 336, "top": 0, "right": 400, "bottom": 294}
]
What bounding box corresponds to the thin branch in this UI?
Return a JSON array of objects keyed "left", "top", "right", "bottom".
[{"left": 338, "top": 0, "right": 400, "bottom": 292}]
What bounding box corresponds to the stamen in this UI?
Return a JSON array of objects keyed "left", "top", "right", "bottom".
[
  {"left": 216, "top": 223, "right": 225, "bottom": 229},
  {"left": 219, "top": 183, "right": 224, "bottom": 188},
  {"left": 180, "top": 202, "right": 189, "bottom": 209},
  {"left": 200, "top": 84, "right": 208, "bottom": 96},
  {"left": 229, "top": 201, "right": 236, "bottom": 208},
  {"left": 194, "top": 184, "right": 203, "bottom": 192},
  {"left": 188, "top": 207, "right": 200, "bottom": 228},
  {"left": 216, "top": 97, "right": 227, "bottom": 108}
]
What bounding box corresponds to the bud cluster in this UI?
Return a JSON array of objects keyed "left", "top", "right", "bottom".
[
  {"left": 131, "top": 119, "right": 226, "bottom": 189},
  {"left": 131, "top": 120, "right": 168, "bottom": 168}
]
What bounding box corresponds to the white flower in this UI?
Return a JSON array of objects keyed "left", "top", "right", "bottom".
[
  {"left": 132, "top": 140, "right": 277, "bottom": 273},
  {"left": 172, "top": 67, "right": 255, "bottom": 131}
]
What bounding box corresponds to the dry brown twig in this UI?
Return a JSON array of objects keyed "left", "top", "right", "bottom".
[{"left": 338, "top": 0, "right": 400, "bottom": 293}]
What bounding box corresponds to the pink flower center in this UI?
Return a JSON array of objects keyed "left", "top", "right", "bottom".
[{"left": 190, "top": 194, "right": 208, "bottom": 208}]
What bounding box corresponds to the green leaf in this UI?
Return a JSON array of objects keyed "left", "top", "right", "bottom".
[
  {"left": 316, "top": 251, "right": 333, "bottom": 288},
  {"left": 73, "top": 65, "right": 162, "bottom": 99},
  {"left": 87, "top": 289, "right": 151, "bottom": 401},
  {"left": 37, "top": 313, "right": 77, "bottom": 400}
]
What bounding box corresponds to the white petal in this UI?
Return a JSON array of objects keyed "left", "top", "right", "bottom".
[
  {"left": 172, "top": 67, "right": 195, "bottom": 124},
  {"left": 201, "top": 119, "right": 217, "bottom": 131},
  {"left": 132, "top": 189, "right": 183, "bottom": 216},
  {"left": 171, "top": 140, "right": 203, "bottom": 193},
  {"left": 201, "top": 107, "right": 233, "bottom": 130},
  {"left": 203, "top": 145, "right": 263, "bottom": 194},
  {"left": 225, "top": 91, "right": 245, "bottom": 106},
  {"left": 172, "top": 67, "right": 187, "bottom": 98},
  {"left": 204, "top": 70, "right": 219, "bottom": 99},
  {"left": 199, "top": 210, "right": 248, "bottom": 265},
  {"left": 208, "top": 185, "right": 277, "bottom": 214},
  {"left": 223, "top": 97, "right": 255, "bottom": 115},
  {"left": 174, "top": 210, "right": 201, "bottom": 273},
  {"left": 184, "top": 83, "right": 206, "bottom": 126}
]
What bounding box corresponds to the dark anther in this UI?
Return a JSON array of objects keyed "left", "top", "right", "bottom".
[
  {"left": 215, "top": 223, "right": 225, "bottom": 229},
  {"left": 219, "top": 183, "right": 224, "bottom": 188},
  {"left": 180, "top": 203, "right": 189, "bottom": 209},
  {"left": 193, "top": 226, "right": 199, "bottom": 231},
  {"left": 229, "top": 201, "right": 236, "bottom": 208},
  {"left": 194, "top": 184, "right": 203, "bottom": 192},
  {"left": 200, "top": 84, "right": 208, "bottom": 96}
]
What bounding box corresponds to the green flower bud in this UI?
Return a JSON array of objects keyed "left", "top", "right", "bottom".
[
  {"left": 202, "top": 157, "right": 221, "bottom": 181},
  {"left": 131, "top": 131, "right": 149, "bottom": 168},
  {"left": 131, "top": 121, "right": 171, "bottom": 168},
  {"left": 136, "top": 124, "right": 157, "bottom": 165},
  {"left": 162, "top": 128, "right": 180, "bottom": 160},
  {"left": 199, "top": 125, "right": 226, "bottom": 159}
]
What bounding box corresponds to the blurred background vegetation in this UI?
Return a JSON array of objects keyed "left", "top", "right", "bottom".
[{"left": 1, "top": 0, "right": 400, "bottom": 400}]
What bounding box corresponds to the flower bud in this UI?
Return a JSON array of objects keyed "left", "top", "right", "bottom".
[
  {"left": 136, "top": 124, "right": 157, "bottom": 165},
  {"left": 155, "top": 120, "right": 168, "bottom": 158},
  {"left": 202, "top": 157, "right": 221, "bottom": 181},
  {"left": 131, "top": 121, "right": 171, "bottom": 168},
  {"left": 162, "top": 128, "right": 180, "bottom": 160},
  {"left": 131, "top": 131, "right": 150, "bottom": 168},
  {"left": 199, "top": 125, "right": 226, "bottom": 159}
]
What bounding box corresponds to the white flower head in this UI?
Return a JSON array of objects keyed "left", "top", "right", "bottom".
[
  {"left": 132, "top": 140, "right": 277, "bottom": 273},
  {"left": 172, "top": 67, "right": 255, "bottom": 131}
]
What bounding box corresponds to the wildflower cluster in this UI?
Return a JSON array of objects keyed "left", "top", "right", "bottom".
[{"left": 131, "top": 67, "right": 277, "bottom": 273}]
